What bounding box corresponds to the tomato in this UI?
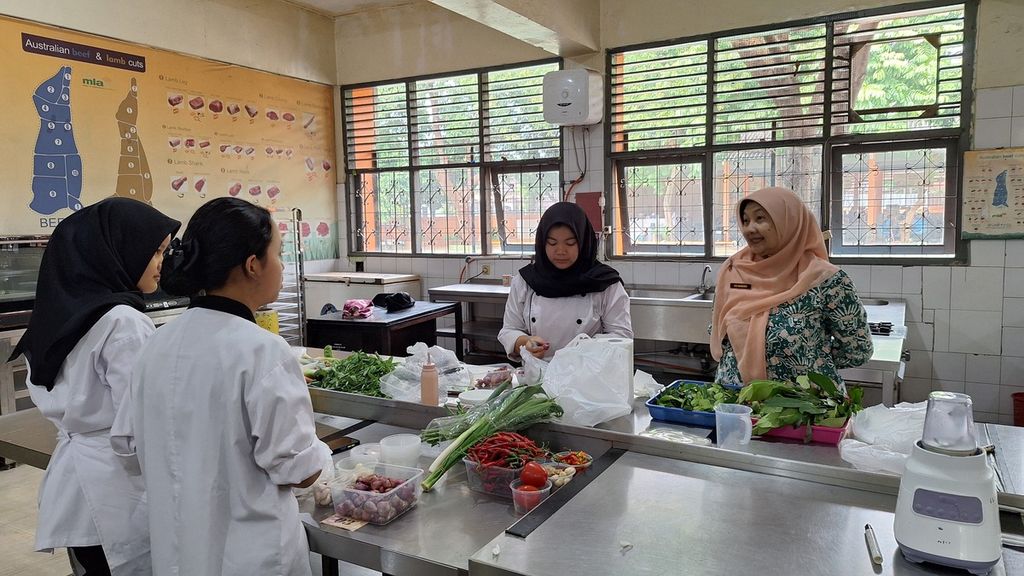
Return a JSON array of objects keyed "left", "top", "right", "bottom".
[
  {"left": 520, "top": 461, "right": 548, "bottom": 488},
  {"left": 518, "top": 485, "right": 538, "bottom": 492}
]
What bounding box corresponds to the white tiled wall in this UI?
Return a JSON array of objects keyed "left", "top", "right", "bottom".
[{"left": 328, "top": 86, "right": 1024, "bottom": 425}]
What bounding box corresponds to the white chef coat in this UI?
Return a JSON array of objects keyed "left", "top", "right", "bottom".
[
  {"left": 27, "top": 305, "right": 154, "bottom": 576},
  {"left": 130, "top": 302, "right": 329, "bottom": 576},
  {"left": 498, "top": 274, "right": 632, "bottom": 360}
]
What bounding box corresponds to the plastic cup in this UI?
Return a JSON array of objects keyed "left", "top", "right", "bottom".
[
  {"left": 714, "top": 403, "right": 752, "bottom": 448},
  {"left": 510, "top": 479, "right": 551, "bottom": 514},
  {"left": 380, "top": 434, "right": 421, "bottom": 468}
]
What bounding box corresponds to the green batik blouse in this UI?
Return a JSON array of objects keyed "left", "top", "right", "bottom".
[{"left": 714, "top": 270, "right": 873, "bottom": 389}]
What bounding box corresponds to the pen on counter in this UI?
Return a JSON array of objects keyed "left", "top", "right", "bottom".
[{"left": 864, "top": 523, "right": 883, "bottom": 566}]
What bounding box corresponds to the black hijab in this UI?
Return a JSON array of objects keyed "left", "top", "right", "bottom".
[
  {"left": 519, "top": 202, "right": 621, "bottom": 298},
  {"left": 11, "top": 198, "right": 181, "bottom": 390}
]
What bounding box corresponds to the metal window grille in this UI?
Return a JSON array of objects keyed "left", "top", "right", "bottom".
[
  {"left": 607, "top": 2, "right": 970, "bottom": 261},
  {"left": 343, "top": 60, "right": 562, "bottom": 255},
  {"left": 486, "top": 165, "right": 561, "bottom": 254},
  {"left": 614, "top": 158, "right": 705, "bottom": 256}
]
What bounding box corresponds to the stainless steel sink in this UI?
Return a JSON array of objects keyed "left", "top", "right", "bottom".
[
  {"left": 625, "top": 285, "right": 714, "bottom": 343},
  {"left": 683, "top": 292, "right": 714, "bottom": 302}
]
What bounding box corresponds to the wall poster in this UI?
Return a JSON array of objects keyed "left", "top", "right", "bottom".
[
  {"left": 962, "top": 147, "right": 1024, "bottom": 240},
  {"left": 1, "top": 15, "right": 339, "bottom": 259}
]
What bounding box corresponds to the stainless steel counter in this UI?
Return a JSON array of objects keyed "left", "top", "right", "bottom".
[{"left": 468, "top": 451, "right": 1023, "bottom": 576}]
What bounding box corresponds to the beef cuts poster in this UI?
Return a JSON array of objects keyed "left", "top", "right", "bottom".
[{"left": 1, "top": 15, "right": 338, "bottom": 260}]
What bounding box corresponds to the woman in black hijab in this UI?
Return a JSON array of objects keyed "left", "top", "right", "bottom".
[
  {"left": 498, "top": 202, "right": 632, "bottom": 360},
  {"left": 13, "top": 197, "right": 179, "bottom": 576}
]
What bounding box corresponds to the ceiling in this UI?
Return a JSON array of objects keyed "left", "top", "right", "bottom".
[{"left": 286, "top": 0, "right": 423, "bottom": 17}]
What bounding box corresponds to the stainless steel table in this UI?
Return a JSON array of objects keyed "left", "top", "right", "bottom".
[{"left": 468, "top": 451, "right": 1024, "bottom": 576}]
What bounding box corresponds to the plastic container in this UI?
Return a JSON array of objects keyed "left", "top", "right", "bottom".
[
  {"left": 380, "top": 434, "right": 421, "bottom": 468},
  {"left": 551, "top": 451, "right": 592, "bottom": 471},
  {"left": 645, "top": 380, "right": 740, "bottom": 428},
  {"left": 457, "top": 388, "right": 493, "bottom": 406},
  {"left": 329, "top": 463, "right": 423, "bottom": 525},
  {"left": 463, "top": 457, "right": 522, "bottom": 498},
  {"left": 714, "top": 403, "right": 752, "bottom": 448},
  {"left": 510, "top": 479, "right": 551, "bottom": 514},
  {"left": 754, "top": 418, "right": 851, "bottom": 445},
  {"left": 349, "top": 443, "right": 381, "bottom": 466}
]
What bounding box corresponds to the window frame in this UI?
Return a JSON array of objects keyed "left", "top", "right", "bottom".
[
  {"left": 604, "top": 0, "right": 976, "bottom": 265},
  {"left": 342, "top": 58, "right": 563, "bottom": 257}
]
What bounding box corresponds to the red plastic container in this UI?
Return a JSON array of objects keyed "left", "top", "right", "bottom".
[{"left": 752, "top": 418, "right": 850, "bottom": 445}]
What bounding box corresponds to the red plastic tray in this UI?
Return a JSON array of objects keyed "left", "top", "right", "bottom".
[{"left": 752, "top": 418, "right": 850, "bottom": 445}]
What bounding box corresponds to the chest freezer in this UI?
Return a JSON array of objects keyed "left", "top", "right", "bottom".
[{"left": 303, "top": 272, "right": 421, "bottom": 318}]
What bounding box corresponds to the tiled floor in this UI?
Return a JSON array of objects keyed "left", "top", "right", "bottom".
[
  {"left": 0, "top": 462, "right": 378, "bottom": 576},
  {"left": 0, "top": 464, "right": 72, "bottom": 576}
]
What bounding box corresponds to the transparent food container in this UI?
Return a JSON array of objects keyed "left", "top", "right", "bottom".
[
  {"left": 510, "top": 479, "right": 552, "bottom": 514},
  {"left": 463, "top": 457, "right": 522, "bottom": 499},
  {"left": 329, "top": 463, "right": 423, "bottom": 525}
]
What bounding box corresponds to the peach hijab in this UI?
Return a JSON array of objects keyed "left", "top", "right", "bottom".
[{"left": 710, "top": 187, "right": 838, "bottom": 384}]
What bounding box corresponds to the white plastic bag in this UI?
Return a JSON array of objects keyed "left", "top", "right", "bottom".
[
  {"left": 633, "top": 369, "right": 663, "bottom": 398},
  {"left": 380, "top": 342, "right": 461, "bottom": 402},
  {"left": 838, "top": 401, "right": 927, "bottom": 475},
  {"left": 541, "top": 334, "right": 633, "bottom": 427},
  {"left": 518, "top": 347, "right": 547, "bottom": 387}
]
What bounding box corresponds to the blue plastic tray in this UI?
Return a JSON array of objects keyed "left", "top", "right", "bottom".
[{"left": 645, "top": 380, "right": 738, "bottom": 428}]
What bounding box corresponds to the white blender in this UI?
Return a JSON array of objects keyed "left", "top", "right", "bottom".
[{"left": 894, "top": 391, "right": 1002, "bottom": 574}]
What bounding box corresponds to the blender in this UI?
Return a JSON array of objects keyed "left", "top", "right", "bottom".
[{"left": 894, "top": 391, "right": 1001, "bottom": 574}]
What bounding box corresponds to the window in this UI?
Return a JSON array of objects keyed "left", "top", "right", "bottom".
[
  {"left": 344, "top": 60, "right": 561, "bottom": 255},
  {"left": 608, "top": 2, "right": 971, "bottom": 261}
]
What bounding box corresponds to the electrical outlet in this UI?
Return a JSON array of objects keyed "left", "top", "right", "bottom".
[{"left": 481, "top": 264, "right": 492, "bottom": 276}]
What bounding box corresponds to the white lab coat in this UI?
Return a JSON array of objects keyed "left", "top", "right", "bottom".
[
  {"left": 498, "top": 274, "right": 632, "bottom": 360},
  {"left": 130, "top": 305, "right": 329, "bottom": 576},
  {"left": 28, "top": 305, "right": 154, "bottom": 575}
]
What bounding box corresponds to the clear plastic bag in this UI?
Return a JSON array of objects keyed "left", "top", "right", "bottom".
[
  {"left": 380, "top": 342, "right": 462, "bottom": 402},
  {"left": 838, "top": 401, "right": 927, "bottom": 475},
  {"left": 541, "top": 334, "right": 633, "bottom": 427}
]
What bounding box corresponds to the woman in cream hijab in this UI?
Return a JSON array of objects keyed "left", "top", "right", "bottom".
[{"left": 711, "top": 187, "right": 873, "bottom": 388}]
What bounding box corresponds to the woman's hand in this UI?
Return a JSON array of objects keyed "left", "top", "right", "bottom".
[{"left": 514, "top": 335, "right": 550, "bottom": 358}]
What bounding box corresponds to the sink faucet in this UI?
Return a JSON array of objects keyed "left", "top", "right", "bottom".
[{"left": 698, "top": 264, "right": 713, "bottom": 296}]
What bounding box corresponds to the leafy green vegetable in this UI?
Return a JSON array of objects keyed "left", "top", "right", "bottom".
[
  {"left": 309, "top": 351, "right": 395, "bottom": 397},
  {"left": 738, "top": 373, "right": 864, "bottom": 440},
  {"left": 655, "top": 382, "right": 738, "bottom": 412}
]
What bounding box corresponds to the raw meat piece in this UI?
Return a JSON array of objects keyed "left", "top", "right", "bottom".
[
  {"left": 220, "top": 144, "right": 230, "bottom": 153},
  {"left": 303, "top": 114, "right": 315, "bottom": 129},
  {"left": 168, "top": 94, "right": 183, "bottom": 107},
  {"left": 322, "top": 160, "right": 332, "bottom": 172},
  {"left": 305, "top": 157, "right": 315, "bottom": 171},
  {"left": 244, "top": 147, "right": 255, "bottom": 156},
  {"left": 245, "top": 104, "right": 258, "bottom": 118},
  {"left": 188, "top": 96, "right": 204, "bottom": 110},
  {"left": 228, "top": 182, "right": 242, "bottom": 196},
  {"left": 248, "top": 185, "right": 261, "bottom": 196},
  {"left": 198, "top": 140, "right": 210, "bottom": 148},
  {"left": 208, "top": 100, "right": 223, "bottom": 113},
  {"left": 168, "top": 138, "right": 181, "bottom": 148},
  {"left": 233, "top": 145, "right": 243, "bottom": 154},
  {"left": 282, "top": 112, "right": 295, "bottom": 122},
  {"left": 267, "top": 185, "right": 280, "bottom": 199},
  {"left": 184, "top": 138, "right": 195, "bottom": 148},
  {"left": 317, "top": 222, "right": 330, "bottom": 237},
  {"left": 227, "top": 103, "right": 240, "bottom": 115},
  {"left": 194, "top": 178, "right": 206, "bottom": 193},
  {"left": 171, "top": 177, "right": 187, "bottom": 191},
  {"left": 266, "top": 110, "right": 279, "bottom": 121}
]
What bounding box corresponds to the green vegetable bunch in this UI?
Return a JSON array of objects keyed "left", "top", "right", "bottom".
[
  {"left": 738, "top": 373, "right": 864, "bottom": 442},
  {"left": 655, "top": 382, "right": 738, "bottom": 412},
  {"left": 309, "top": 350, "right": 396, "bottom": 398}
]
